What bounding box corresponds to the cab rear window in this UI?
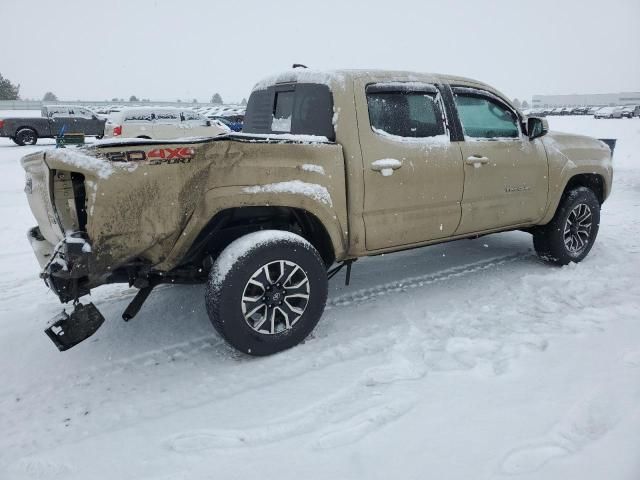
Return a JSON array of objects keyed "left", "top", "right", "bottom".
[{"left": 243, "top": 83, "right": 335, "bottom": 140}]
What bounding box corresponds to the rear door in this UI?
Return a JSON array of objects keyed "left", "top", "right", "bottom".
[
  {"left": 73, "top": 108, "right": 97, "bottom": 135},
  {"left": 451, "top": 87, "right": 548, "bottom": 234},
  {"left": 356, "top": 79, "right": 464, "bottom": 251}
]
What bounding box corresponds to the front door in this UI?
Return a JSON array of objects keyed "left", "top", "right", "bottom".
[
  {"left": 48, "top": 106, "right": 74, "bottom": 136},
  {"left": 73, "top": 107, "right": 99, "bottom": 135},
  {"left": 451, "top": 88, "right": 549, "bottom": 234},
  {"left": 356, "top": 79, "right": 464, "bottom": 251}
]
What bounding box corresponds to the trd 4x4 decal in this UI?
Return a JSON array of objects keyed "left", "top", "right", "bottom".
[
  {"left": 100, "top": 147, "right": 195, "bottom": 165},
  {"left": 147, "top": 148, "right": 195, "bottom": 163}
]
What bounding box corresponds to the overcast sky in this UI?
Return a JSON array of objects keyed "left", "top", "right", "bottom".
[{"left": 2, "top": 0, "right": 639, "bottom": 103}]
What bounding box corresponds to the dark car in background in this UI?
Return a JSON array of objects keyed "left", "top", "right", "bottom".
[
  {"left": 211, "top": 114, "right": 244, "bottom": 132},
  {"left": 0, "top": 105, "right": 105, "bottom": 145}
]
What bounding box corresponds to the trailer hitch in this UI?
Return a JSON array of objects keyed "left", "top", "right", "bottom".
[
  {"left": 122, "top": 277, "right": 161, "bottom": 321},
  {"left": 44, "top": 302, "right": 105, "bottom": 351}
]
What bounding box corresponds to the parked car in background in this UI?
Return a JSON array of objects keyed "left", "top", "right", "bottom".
[
  {"left": 210, "top": 114, "right": 244, "bottom": 132},
  {"left": 621, "top": 105, "right": 639, "bottom": 118},
  {"left": 594, "top": 106, "right": 623, "bottom": 119},
  {"left": 104, "top": 107, "right": 229, "bottom": 139},
  {"left": 0, "top": 105, "right": 105, "bottom": 145}
]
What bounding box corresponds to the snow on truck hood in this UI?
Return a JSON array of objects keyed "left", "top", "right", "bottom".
[
  {"left": 544, "top": 131, "right": 611, "bottom": 153},
  {"left": 542, "top": 131, "right": 613, "bottom": 167}
]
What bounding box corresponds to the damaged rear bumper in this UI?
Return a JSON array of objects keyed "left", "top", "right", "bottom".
[
  {"left": 28, "top": 226, "right": 91, "bottom": 303},
  {"left": 28, "top": 226, "right": 104, "bottom": 350}
]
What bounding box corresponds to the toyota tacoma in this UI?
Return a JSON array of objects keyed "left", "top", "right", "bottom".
[{"left": 21, "top": 69, "right": 613, "bottom": 355}]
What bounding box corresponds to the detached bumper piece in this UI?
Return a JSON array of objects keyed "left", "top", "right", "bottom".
[
  {"left": 28, "top": 227, "right": 92, "bottom": 303},
  {"left": 45, "top": 303, "right": 105, "bottom": 351}
]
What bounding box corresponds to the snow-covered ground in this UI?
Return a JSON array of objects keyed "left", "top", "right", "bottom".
[{"left": 0, "top": 115, "right": 638, "bottom": 480}]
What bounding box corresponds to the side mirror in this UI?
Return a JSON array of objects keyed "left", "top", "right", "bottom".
[
  {"left": 205, "top": 120, "right": 211, "bottom": 127},
  {"left": 527, "top": 116, "right": 549, "bottom": 140}
]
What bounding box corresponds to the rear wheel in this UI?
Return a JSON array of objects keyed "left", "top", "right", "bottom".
[
  {"left": 533, "top": 187, "right": 600, "bottom": 265},
  {"left": 15, "top": 128, "right": 38, "bottom": 146},
  {"left": 205, "top": 230, "right": 328, "bottom": 356}
]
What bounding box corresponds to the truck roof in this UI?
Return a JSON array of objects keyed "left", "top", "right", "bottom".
[{"left": 251, "top": 68, "right": 510, "bottom": 105}]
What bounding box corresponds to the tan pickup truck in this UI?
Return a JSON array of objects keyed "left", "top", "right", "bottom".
[{"left": 21, "top": 69, "right": 613, "bottom": 355}]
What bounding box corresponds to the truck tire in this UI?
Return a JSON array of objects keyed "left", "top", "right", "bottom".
[
  {"left": 205, "top": 230, "right": 328, "bottom": 356},
  {"left": 15, "top": 128, "right": 38, "bottom": 146},
  {"left": 533, "top": 187, "right": 600, "bottom": 265}
]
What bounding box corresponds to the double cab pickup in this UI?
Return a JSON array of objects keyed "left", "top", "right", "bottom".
[
  {"left": 21, "top": 69, "right": 613, "bottom": 355},
  {"left": 1, "top": 105, "right": 105, "bottom": 145}
]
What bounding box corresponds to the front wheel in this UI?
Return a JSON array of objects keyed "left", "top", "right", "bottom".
[
  {"left": 205, "top": 230, "right": 328, "bottom": 356},
  {"left": 533, "top": 187, "right": 600, "bottom": 265}
]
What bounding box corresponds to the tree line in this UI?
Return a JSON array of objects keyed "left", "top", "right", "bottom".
[{"left": 1, "top": 74, "right": 245, "bottom": 105}]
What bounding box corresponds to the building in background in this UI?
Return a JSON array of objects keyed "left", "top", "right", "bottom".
[{"left": 532, "top": 92, "right": 640, "bottom": 107}]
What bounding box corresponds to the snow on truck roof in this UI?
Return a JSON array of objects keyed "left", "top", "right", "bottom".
[{"left": 251, "top": 69, "right": 496, "bottom": 93}]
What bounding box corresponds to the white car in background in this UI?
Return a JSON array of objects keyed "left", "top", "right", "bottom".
[
  {"left": 593, "top": 106, "right": 623, "bottom": 119},
  {"left": 104, "top": 107, "right": 229, "bottom": 139}
]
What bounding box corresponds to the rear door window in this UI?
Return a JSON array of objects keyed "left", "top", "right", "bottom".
[
  {"left": 76, "top": 108, "right": 95, "bottom": 119},
  {"left": 48, "top": 107, "right": 72, "bottom": 118},
  {"left": 366, "top": 89, "right": 445, "bottom": 138},
  {"left": 182, "top": 110, "right": 208, "bottom": 125}
]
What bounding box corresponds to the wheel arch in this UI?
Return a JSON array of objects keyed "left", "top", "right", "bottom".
[
  {"left": 540, "top": 172, "right": 606, "bottom": 225},
  {"left": 563, "top": 173, "right": 605, "bottom": 204},
  {"left": 15, "top": 125, "right": 40, "bottom": 137},
  {"left": 181, "top": 205, "right": 339, "bottom": 269}
]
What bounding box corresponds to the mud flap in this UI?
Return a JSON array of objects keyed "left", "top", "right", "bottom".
[{"left": 44, "top": 303, "right": 105, "bottom": 351}]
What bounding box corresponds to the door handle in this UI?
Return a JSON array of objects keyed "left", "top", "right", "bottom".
[
  {"left": 465, "top": 155, "right": 490, "bottom": 166},
  {"left": 371, "top": 159, "right": 403, "bottom": 176}
]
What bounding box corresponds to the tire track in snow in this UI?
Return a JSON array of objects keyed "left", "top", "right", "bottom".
[
  {"left": 500, "top": 374, "right": 640, "bottom": 475},
  {"left": 167, "top": 327, "right": 428, "bottom": 453},
  {"left": 326, "top": 253, "right": 529, "bottom": 310},
  {"left": 1, "top": 252, "right": 533, "bottom": 461},
  {"left": 4, "top": 252, "right": 527, "bottom": 397}
]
